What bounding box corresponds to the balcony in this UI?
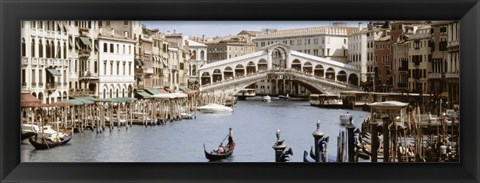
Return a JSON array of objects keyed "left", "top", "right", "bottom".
[
  {"left": 47, "top": 58, "right": 53, "bottom": 66},
  {"left": 427, "top": 72, "right": 442, "bottom": 79},
  {"left": 78, "top": 49, "right": 91, "bottom": 57},
  {"left": 22, "top": 57, "right": 29, "bottom": 66},
  {"left": 144, "top": 67, "right": 154, "bottom": 75},
  {"left": 79, "top": 71, "right": 99, "bottom": 80},
  {"left": 32, "top": 58, "right": 39, "bottom": 65},
  {"left": 54, "top": 59, "right": 61, "bottom": 66},
  {"left": 40, "top": 58, "right": 46, "bottom": 66},
  {"left": 46, "top": 82, "right": 57, "bottom": 90},
  {"left": 445, "top": 72, "right": 459, "bottom": 78}
]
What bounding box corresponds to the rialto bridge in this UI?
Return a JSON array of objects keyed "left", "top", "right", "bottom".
[{"left": 197, "top": 43, "right": 361, "bottom": 95}]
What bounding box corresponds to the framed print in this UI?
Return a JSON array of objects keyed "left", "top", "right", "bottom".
[{"left": 1, "top": 0, "right": 479, "bottom": 182}]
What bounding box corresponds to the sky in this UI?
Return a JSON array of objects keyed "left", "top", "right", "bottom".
[{"left": 141, "top": 21, "right": 369, "bottom": 38}]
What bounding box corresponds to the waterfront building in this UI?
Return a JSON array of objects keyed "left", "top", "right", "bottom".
[
  {"left": 206, "top": 34, "right": 256, "bottom": 62},
  {"left": 135, "top": 27, "right": 154, "bottom": 90},
  {"left": 391, "top": 36, "right": 410, "bottom": 92},
  {"left": 151, "top": 32, "right": 170, "bottom": 89},
  {"left": 407, "top": 24, "right": 432, "bottom": 94},
  {"left": 186, "top": 39, "right": 208, "bottom": 89},
  {"left": 446, "top": 21, "right": 460, "bottom": 107},
  {"left": 428, "top": 21, "right": 449, "bottom": 97},
  {"left": 97, "top": 33, "right": 136, "bottom": 98},
  {"left": 390, "top": 21, "right": 422, "bottom": 92},
  {"left": 165, "top": 32, "right": 191, "bottom": 89},
  {"left": 253, "top": 23, "right": 357, "bottom": 63},
  {"left": 373, "top": 35, "right": 392, "bottom": 92},
  {"left": 21, "top": 21, "right": 70, "bottom": 104},
  {"left": 347, "top": 25, "right": 368, "bottom": 83}
]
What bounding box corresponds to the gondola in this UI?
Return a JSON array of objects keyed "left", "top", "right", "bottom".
[
  {"left": 28, "top": 134, "right": 72, "bottom": 150},
  {"left": 203, "top": 143, "right": 235, "bottom": 161},
  {"left": 21, "top": 132, "right": 37, "bottom": 141}
]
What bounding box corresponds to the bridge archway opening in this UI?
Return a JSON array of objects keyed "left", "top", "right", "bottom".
[
  {"left": 246, "top": 61, "right": 256, "bottom": 75},
  {"left": 314, "top": 65, "right": 324, "bottom": 78},
  {"left": 292, "top": 59, "right": 301, "bottom": 71},
  {"left": 235, "top": 64, "right": 245, "bottom": 77},
  {"left": 337, "top": 70, "right": 347, "bottom": 82},
  {"left": 290, "top": 80, "right": 322, "bottom": 94},
  {"left": 201, "top": 72, "right": 211, "bottom": 85},
  {"left": 303, "top": 62, "right": 313, "bottom": 74},
  {"left": 224, "top": 66, "right": 234, "bottom": 80},
  {"left": 326, "top": 67, "right": 335, "bottom": 80},
  {"left": 258, "top": 59, "right": 267, "bottom": 71},
  {"left": 271, "top": 46, "right": 288, "bottom": 69},
  {"left": 348, "top": 73, "right": 359, "bottom": 86},
  {"left": 212, "top": 69, "right": 222, "bottom": 82}
]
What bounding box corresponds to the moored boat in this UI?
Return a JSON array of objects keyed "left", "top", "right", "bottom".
[
  {"left": 263, "top": 95, "right": 271, "bottom": 102},
  {"left": 339, "top": 113, "right": 353, "bottom": 125},
  {"left": 197, "top": 103, "right": 233, "bottom": 113}
]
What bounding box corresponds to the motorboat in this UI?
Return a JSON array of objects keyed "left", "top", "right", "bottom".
[
  {"left": 197, "top": 103, "right": 233, "bottom": 113},
  {"left": 340, "top": 113, "right": 353, "bottom": 125},
  {"left": 263, "top": 95, "right": 271, "bottom": 102}
]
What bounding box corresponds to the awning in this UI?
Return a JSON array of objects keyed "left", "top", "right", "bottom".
[
  {"left": 21, "top": 93, "right": 41, "bottom": 106},
  {"left": 47, "top": 68, "right": 62, "bottom": 77},
  {"left": 135, "top": 59, "right": 144, "bottom": 66},
  {"left": 136, "top": 91, "right": 152, "bottom": 99},
  {"left": 179, "top": 87, "right": 191, "bottom": 92},
  {"left": 94, "top": 97, "right": 136, "bottom": 103},
  {"left": 162, "top": 58, "right": 168, "bottom": 67},
  {"left": 79, "top": 36, "right": 92, "bottom": 48},
  {"left": 146, "top": 88, "right": 161, "bottom": 95},
  {"left": 72, "top": 96, "right": 96, "bottom": 105}
]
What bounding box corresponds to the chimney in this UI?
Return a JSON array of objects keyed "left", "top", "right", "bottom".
[
  {"left": 99, "top": 28, "right": 103, "bottom": 34},
  {"left": 202, "top": 34, "right": 205, "bottom": 42}
]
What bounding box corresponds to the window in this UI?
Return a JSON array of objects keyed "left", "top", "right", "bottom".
[
  {"left": 124, "top": 21, "right": 128, "bottom": 25},
  {"left": 440, "top": 27, "right": 447, "bottom": 33},
  {"left": 22, "top": 69, "right": 26, "bottom": 85},
  {"left": 314, "top": 38, "right": 318, "bottom": 44},
  {"left": 106, "top": 21, "right": 110, "bottom": 26},
  {"left": 116, "top": 44, "right": 119, "bottom": 53},
  {"left": 31, "top": 39, "right": 35, "bottom": 57},
  {"left": 344, "top": 39, "right": 346, "bottom": 44},
  {"left": 39, "top": 41, "right": 43, "bottom": 58},
  {"left": 123, "top": 45, "right": 125, "bottom": 54},
  {"left": 98, "top": 21, "right": 102, "bottom": 27},
  {"left": 94, "top": 61, "right": 98, "bottom": 73},
  {"left": 104, "top": 61, "right": 107, "bottom": 75},
  {"left": 117, "top": 62, "right": 119, "bottom": 75},
  {"left": 129, "top": 45, "right": 131, "bottom": 54},
  {"left": 110, "top": 61, "right": 113, "bottom": 75},
  {"left": 123, "top": 62, "right": 126, "bottom": 75},
  {"left": 110, "top": 44, "right": 114, "bottom": 53},
  {"left": 31, "top": 69, "right": 35, "bottom": 85},
  {"left": 21, "top": 38, "right": 26, "bottom": 56},
  {"left": 129, "top": 62, "right": 131, "bottom": 75},
  {"left": 103, "top": 43, "right": 107, "bottom": 52}
]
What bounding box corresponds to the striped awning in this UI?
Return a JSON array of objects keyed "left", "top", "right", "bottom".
[
  {"left": 47, "top": 68, "right": 62, "bottom": 77},
  {"left": 79, "top": 36, "right": 92, "bottom": 48}
]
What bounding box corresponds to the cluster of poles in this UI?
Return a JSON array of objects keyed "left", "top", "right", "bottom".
[{"left": 21, "top": 92, "right": 200, "bottom": 135}]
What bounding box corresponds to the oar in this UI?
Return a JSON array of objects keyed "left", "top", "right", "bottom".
[{"left": 219, "top": 134, "right": 229, "bottom": 146}]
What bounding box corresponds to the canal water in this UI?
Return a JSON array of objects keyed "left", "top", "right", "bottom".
[{"left": 21, "top": 99, "right": 369, "bottom": 162}]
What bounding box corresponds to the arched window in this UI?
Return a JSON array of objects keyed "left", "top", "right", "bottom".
[
  {"left": 63, "top": 42, "right": 67, "bottom": 59},
  {"left": 45, "top": 41, "right": 50, "bottom": 58},
  {"left": 21, "top": 38, "right": 26, "bottom": 57},
  {"left": 39, "top": 40, "right": 43, "bottom": 58},
  {"left": 31, "top": 39, "right": 35, "bottom": 57}
]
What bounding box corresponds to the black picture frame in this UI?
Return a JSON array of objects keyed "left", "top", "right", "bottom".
[{"left": 1, "top": 0, "right": 479, "bottom": 182}]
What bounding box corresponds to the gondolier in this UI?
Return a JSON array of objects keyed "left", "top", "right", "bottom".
[{"left": 226, "top": 128, "right": 235, "bottom": 151}]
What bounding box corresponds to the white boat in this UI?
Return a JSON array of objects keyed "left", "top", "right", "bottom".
[
  {"left": 263, "top": 95, "right": 271, "bottom": 102},
  {"left": 339, "top": 113, "right": 353, "bottom": 125},
  {"left": 197, "top": 103, "right": 233, "bottom": 113},
  {"left": 22, "top": 124, "right": 64, "bottom": 141}
]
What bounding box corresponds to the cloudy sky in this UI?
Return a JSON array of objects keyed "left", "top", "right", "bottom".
[{"left": 141, "top": 21, "right": 369, "bottom": 38}]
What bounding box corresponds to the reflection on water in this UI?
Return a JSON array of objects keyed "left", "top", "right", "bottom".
[{"left": 21, "top": 100, "right": 368, "bottom": 162}]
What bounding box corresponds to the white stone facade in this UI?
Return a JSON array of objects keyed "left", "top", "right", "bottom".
[
  {"left": 98, "top": 36, "right": 136, "bottom": 98},
  {"left": 21, "top": 21, "right": 70, "bottom": 104}
]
